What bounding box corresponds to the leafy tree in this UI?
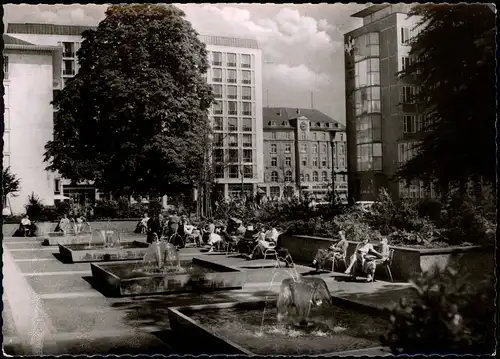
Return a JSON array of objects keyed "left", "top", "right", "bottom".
[
  {"left": 2, "top": 166, "right": 21, "bottom": 198},
  {"left": 44, "top": 4, "right": 213, "bottom": 198},
  {"left": 396, "top": 5, "right": 495, "bottom": 195}
]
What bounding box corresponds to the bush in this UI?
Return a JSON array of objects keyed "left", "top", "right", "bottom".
[
  {"left": 25, "top": 192, "right": 44, "bottom": 221},
  {"left": 417, "top": 198, "right": 442, "bottom": 222},
  {"left": 381, "top": 267, "right": 495, "bottom": 355},
  {"left": 94, "top": 199, "right": 119, "bottom": 219}
]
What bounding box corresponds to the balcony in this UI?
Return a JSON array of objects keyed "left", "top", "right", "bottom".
[{"left": 227, "top": 95, "right": 237, "bottom": 99}]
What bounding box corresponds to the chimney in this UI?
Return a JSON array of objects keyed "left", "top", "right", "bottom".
[
  {"left": 276, "top": 109, "right": 281, "bottom": 116},
  {"left": 296, "top": 108, "right": 300, "bottom": 115}
]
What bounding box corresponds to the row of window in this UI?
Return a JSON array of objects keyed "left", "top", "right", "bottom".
[
  {"left": 270, "top": 142, "right": 340, "bottom": 154},
  {"left": 268, "top": 131, "right": 332, "bottom": 141},
  {"left": 213, "top": 133, "right": 254, "bottom": 148},
  {"left": 398, "top": 141, "right": 421, "bottom": 164},
  {"left": 269, "top": 155, "right": 345, "bottom": 168},
  {"left": 212, "top": 117, "right": 253, "bottom": 132},
  {"left": 355, "top": 114, "right": 382, "bottom": 145},
  {"left": 354, "top": 58, "right": 380, "bottom": 89},
  {"left": 401, "top": 85, "right": 418, "bottom": 104},
  {"left": 213, "top": 149, "right": 254, "bottom": 163},
  {"left": 268, "top": 186, "right": 295, "bottom": 199},
  {"left": 269, "top": 170, "right": 330, "bottom": 183},
  {"left": 211, "top": 85, "right": 254, "bottom": 100},
  {"left": 212, "top": 101, "right": 253, "bottom": 116},
  {"left": 399, "top": 180, "right": 437, "bottom": 199},
  {"left": 210, "top": 68, "right": 253, "bottom": 84},
  {"left": 210, "top": 52, "right": 252, "bottom": 68},
  {"left": 400, "top": 27, "right": 420, "bottom": 46},
  {"left": 354, "top": 86, "right": 381, "bottom": 116},
  {"left": 357, "top": 142, "right": 382, "bottom": 171},
  {"left": 353, "top": 32, "right": 380, "bottom": 63},
  {"left": 214, "top": 164, "right": 255, "bottom": 179}
]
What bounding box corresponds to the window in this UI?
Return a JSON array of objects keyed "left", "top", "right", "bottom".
[
  {"left": 271, "top": 157, "right": 277, "bottom": 167},
  {"left": 213, "top": 117, "right": 223, "bottom": 131},
  {"left": 212, "top": 52, "right": 222, "bottom": 66},
  {"left": 242, "top": 118, "right": 252, "bottom": 132},
  {"left": 321, "top": 157, "right": 327, "bottom": 167},
  {"left": 242, "top": 102, "right": 252, "bottom": 116},
  {"left": 243, "top": 134, "right": 252, "bottom": 147},
  {"left": 401, "top": 56, "right": 412, "bottom": 72},
  {"left": 285, "top": 157, "right": 292, "bottom": 166},
  {"left": 213, "top": 101, "right": 223, "bottom": 115},
  {"left": 241, "top": 54, "right": 251, "bottom": 68},
  {"left": 212, "top": 68, "right": 222, "bottom": 82},
  {"left": 300, "top": 173, "right": 304, "bottom": 182},
  {"left": 228, "top": 117, "right": 238, "bottom": 132},
  {"left": 354, "top": 58, "right": 380, "bottom": 88},
  {"left": 285, "top": 144, "right": 291, "bottom": 153},
  {"left": 213, "top": 149, "right": 224, "bottom": 162},
  {"left": 62, "top": 42, "right": 74, "bottom": 57},
  {"left": 284, "top": 186, "right": 294, "bottom": 197},
  {"left": 214, "top": 133, "right": 224, "bottom": 147},
  {"left": 312, "top": 132, "right": 317, "bottom": 140},
  {"left": 312, "top": 158, "right": 318, "bottom": 167},
  {"left": 54, "top": 179, "right": 61, "bottom": 194},
  {"left": 63, "top": 60, "right": 74, "bottom": 75},
  {"left": 300, "top": 156, "right": 307, "bottom": 167},
  {"left": 270, "top": 186, "right": 280, "bottom": 198},
  {"left": 300, "top": 143, "right": 307, "bottom": 153},
  {"left": 305, "top": 174, "right": 310, "bottom": 182},
  {"left": 3, "top": 56, "right": 9, "bottom": 80},
  {"left": 398, "top": 142, "right": 421, "bottom": 164},
  {"left": 355, "top": 114, "right": 382, "bottom": 144},
  {"left": 227, "top": 69, "right": 237, "bottom": 83},
  {"left": 242, "top": 86, "right": 252, "bottom": 100},
  {"left": 226, "top": 53, "right": 236, "bottom": 67},
  {"left": 228, "top": 101, "right": 238, "bottom": 115},
  {"left": 401, "top": 27, "right": 411, "bottom": 45},
  {"left": 228, "top": 149, "right": 238, "bottom": 162},
  {"left": 285, "top": 132, "right": 292, "bottom": 140},
  {"left": 271, "top": 171, "right": 278, "bottom": 182},
  {"left": 242, "top": 70, "right": 251, "bottom": 84},
  {"left": 322, "top": 171, "right": 328, "bottom": 182},
  {"left": 215, "top": 165, "right": 224, "bottom": 179},
  {"left": 339, "top": 144, "right": 345, "bottom": 155},
  {"left": 354, "top": 85, "right": 381, "bottom": 115},
  {"left": 312, "top": 144, "right": 318, "bottom": 154},
  {"left": 285, "top": 171, "right": 293, "bottom": 182},
  {"left": 353, "top": 32, "right": 380, "bottom": 62},
  {"left": 271, "top": 144, "right": 277, "bottom": 153},
  {"left": 401, "top": 86, "right": 416, "bottom": 104},
  {"left": 399, "top": 181, "right": 409, "bottom": 198},
  {"left": 339, "top": 157, "right": 345, "bottom": 167},
  {"left": 322, "top": 133, "right": 327, "bottom": 140},
  {"left": 243, "top": 149, "right": 252, "bottom": 163},
  {"left": 271, "top": 132, "right": 277, "bottom": 140},
  {"left": 321, "top": 143, "right": 327, "bottom": 153},
  {"left": 212, "top": 84, "right": 222, "bottom": 98},
  {"left": 300, "top": 132, "right": 307, "bottom": 140},
  {"left": 403, "top": 115, "right": 417, "bottom": 133},
  {"left": 312, "top": 171, "right": 319, "bottom": 182},
  {"left": 243, "top": 165, "right": 253, "bottom": 178},
  {"left": 229, "top": 165, "right": 239, "bottom": 178},
  {"left": 228, "top": 134, "right": 238, "bottom": 147},
  {"left": 227, "top": 85, "right": 237, "bottom": 99}
]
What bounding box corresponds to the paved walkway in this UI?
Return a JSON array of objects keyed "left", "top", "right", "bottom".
[{"left": 2, "top": 236, "right": 414, "bottom": 355}]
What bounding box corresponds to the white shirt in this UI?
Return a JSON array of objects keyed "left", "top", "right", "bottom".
[
  {"left": 21, "top": 218, "right": 31, "bottom": 226},
  {"left": 264, "top": 228, "right": 279, "bottom": 242}
]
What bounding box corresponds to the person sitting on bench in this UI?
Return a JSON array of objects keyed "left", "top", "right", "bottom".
[
  {"left": 311, "top": 230, "right": 348, "bottom": 272},
  {"left": 19, "top": 215, "right": 33, "bottom": 237},
  {"left": 246, "top": 225, "right": 279, "bottom": 260}
]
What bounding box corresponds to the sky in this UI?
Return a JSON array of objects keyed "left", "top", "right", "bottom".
[{"left": 4, "top": 3, "right": 366, "bottom": 124}]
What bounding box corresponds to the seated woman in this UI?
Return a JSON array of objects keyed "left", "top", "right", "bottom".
[
  {"left": 58, "top": 214, "right": 71, "bottom": 234},
  {"left": 246, "top": 225, "right": 279, "bottom": 260},
  {"left": 311, "top": 230, "right": 348, "bottom": 272},
  {"left": 364, "top": 237, "right": 390, "bottom": 281},
  {"left": 344, "top": 237, "right": 385, "bottom": 282}
]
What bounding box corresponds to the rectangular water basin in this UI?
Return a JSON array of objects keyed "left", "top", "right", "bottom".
[
  {"left": 90, "top": 257, "right": 247, "bottom": 296},
  {"left": 58, "top": 241, "right": 150, "bottom": 263},
  {"left": 167, "top": 299, "right": 391, "bottom": 356}
]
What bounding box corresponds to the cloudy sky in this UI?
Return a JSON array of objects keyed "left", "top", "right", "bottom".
[{"left": 4, "top": 3, "right": 366, "bottom": 123}]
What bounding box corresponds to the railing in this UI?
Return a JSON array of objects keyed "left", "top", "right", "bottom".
[
  {"left": 212, "top": 77, "right": 222, "bottom": 82},
  {"left": 241, "top": 64, "right": 251, "bottom": 68},
  {"left": 227, "top": 62, "right": 236, "bottom": 67},
  {"left": 227, "top": 78, "right": 237, "bottom": 83},
  {"left": 242, "top": 96, "right": 252, "bottom": 100},
  {"left": 212, "top": 61, "right": 222, "bottom": 66},
  {"left": 242, "top": 80, "right": 251, "bottom": 84},
  {"left": 63, "top": 69, "right": 75, "bottom": 76},
  {"left": 227, "top": 95, "right": 237, "bottom": 99},
  {"left": 242, "top": 111, "right": 252, "bottom": 116}
]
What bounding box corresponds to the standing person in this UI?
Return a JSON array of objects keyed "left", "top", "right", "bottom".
[
  {"left": 58, "top": 214, "right": 71, "bottom": 234},
  {"left": 168, "top": 211, "right": 181, "bottom": 246},
  {"left": 146, "top": 213, "right": 162, "bottom": 244},
  {"left": 311, "top": 230, "right": 349, "bottom": 272},
  {"left": 75, "top": 215, "right": 84, "bottom": 234},
  {"left": 140, "top": 213, "right": 149, "bottom": 234}
]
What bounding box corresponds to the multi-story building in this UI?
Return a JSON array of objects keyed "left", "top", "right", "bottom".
[
  {"left": 260, "top": 107, "right": 348, "bottom": 203},
  {"left": 4, "top": 23, "right": 263, "bottom": 213},
  {"left": 344, "top": 4, "right": 436, "bottom": 202}
]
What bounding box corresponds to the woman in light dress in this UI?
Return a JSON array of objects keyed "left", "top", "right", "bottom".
[{"left": 344, "top": 236, "right": 388, "bottom": 282}]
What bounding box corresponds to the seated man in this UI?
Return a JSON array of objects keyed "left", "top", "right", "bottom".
[
  {"left": 20, "top": 215, "right": 32, "bottom": 237},
  {"left": 363, "top": 237, "right": 390, "bottom": 282},
  {"left": 312, "top": 230, "right": 348, "bottom": 272},
  {"left": 344, "top": 237, "right": 384, "bottom": 282}
]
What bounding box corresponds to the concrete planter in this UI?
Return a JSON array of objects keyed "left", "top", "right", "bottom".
[
  {"left": 280, "top": 234, "right": 494, "bottom": 282},
  {"left": 90, "top": 257, "right": 247, "bottom": 297},
  {"left": 167, "top": 299, "right": 391, "bottom": 356},
  {"left": 58, "top": 241, "right": 150, "bottom": 263}
]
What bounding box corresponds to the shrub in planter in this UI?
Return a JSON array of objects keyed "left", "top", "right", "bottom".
[
  {"left": 94, "top": 199, "right": 119, "bottom": 219},
  {"left": 380, "top": 267, "right": 495, "bottom": 355},
  {"left": 55, "top": 201, "right": 72, "bottom": 218},
  {"left": 417, "top": 198, "right": 442, "bottom": 223},
  {"left": 24, "top": 192, "right": 44, "bottom": 221}
]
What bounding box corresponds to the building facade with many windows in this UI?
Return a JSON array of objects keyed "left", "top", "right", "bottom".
[
  {"left": 260, "top": 107, "right": 347, "bottom": 204},
  {"left": 344, "top": 4, "right": 436, "bottom": 202},
  {"left": 4, "top": 23, "right": 263, "bottom": 213}
]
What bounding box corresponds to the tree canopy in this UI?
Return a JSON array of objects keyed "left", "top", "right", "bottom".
[
  {"left": 395, "top": 4, "right": 496, "bottom": 193},
  {"left": 44, "top": 4, "right": 213, "bottom": 197}
]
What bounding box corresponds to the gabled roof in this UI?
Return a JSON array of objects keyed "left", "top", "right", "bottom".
[
  {"left": 3, "top": 34, "right": 35, "bottom": 45},
  {"left": 263, "top": 107, "right": 345, "bottom": 130}
]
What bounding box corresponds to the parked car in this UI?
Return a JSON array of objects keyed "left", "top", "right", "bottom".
[{"left": 355, "top": 201, "right": 376, "bottom": 212}]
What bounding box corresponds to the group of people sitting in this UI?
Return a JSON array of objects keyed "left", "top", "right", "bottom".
[
  {"left": 312, "top": 230, "right": 390, "bottom": 282},
  {"left": 54, "top": 214, "right": 87, "bottom": 234}
]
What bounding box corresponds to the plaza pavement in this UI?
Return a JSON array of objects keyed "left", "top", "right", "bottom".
[{"left": 2, "top": 235, "right": 415, "bottom": 355}]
